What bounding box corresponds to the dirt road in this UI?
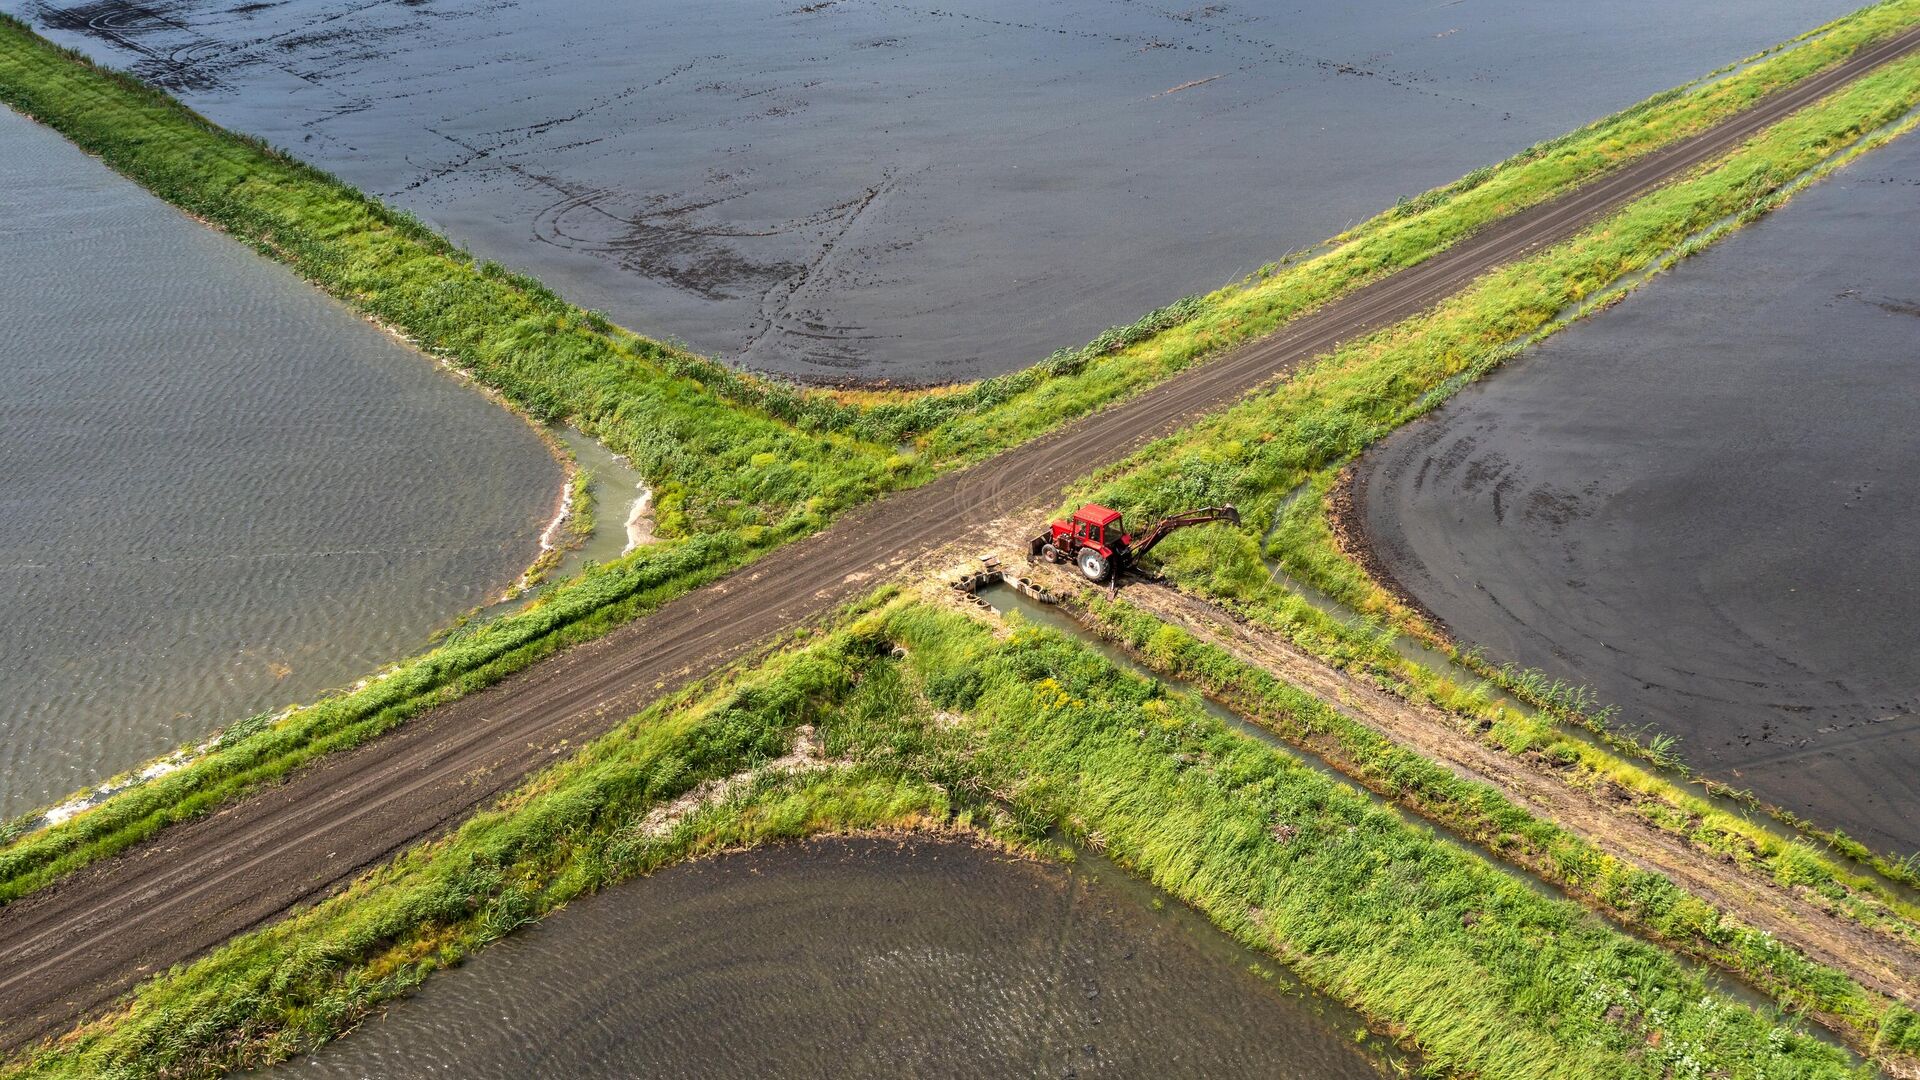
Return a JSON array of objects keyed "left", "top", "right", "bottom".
[{"left": 4, "top": 25, "right": 1919, "bottom": 1053}]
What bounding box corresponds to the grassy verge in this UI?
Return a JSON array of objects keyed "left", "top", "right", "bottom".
[
  {"left": 6, "top": 0, "right": 1920, "bottom": 899},
  {"left": 1061, "top": 48, "right": 1920, "bottom": 915},
  {"left": 1062, "top": 590, "right": 1920, "bottom": 1067},
  {"left": 5, "top": 593, "right": 1877, "bottom": 1079}
]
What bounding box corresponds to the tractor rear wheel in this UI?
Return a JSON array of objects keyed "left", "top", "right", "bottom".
[{"left": 1077, "top": 548, "right": 1109, "bottom": 582}]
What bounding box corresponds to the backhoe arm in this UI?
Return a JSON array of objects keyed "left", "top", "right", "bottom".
[{"left": 1129, "top": 504, "right": 1240, "bottom": 558}]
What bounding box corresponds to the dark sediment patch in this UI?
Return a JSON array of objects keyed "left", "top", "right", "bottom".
[
  {"left": 1355, "top": 130, "right": 1920, "bottom": 857},
  {"left": 8, "top": 0, "right": 1861, "bottom": 382},
  {"left": 270, "top": 835, "right": 1395, "bottom": 1078}
]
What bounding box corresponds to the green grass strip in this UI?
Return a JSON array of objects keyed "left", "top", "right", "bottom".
[
  {"left": 0, "top": 14, "right": 895, "bottom": 540},
  {"left": 896, "top": 601, "right": 1873, "bottom": 1078},
  {"left": 0, "top": 534, "right": 755, "bottom": 904},
  {"left": 876, "top": 0, "right": 1920, "bottom": 460},
  {"left": 1185, "top": 480, "right": 1920, "bottom": 950}
]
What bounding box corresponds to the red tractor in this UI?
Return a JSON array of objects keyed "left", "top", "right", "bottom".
[{"left": 1029, "top": 503, "right": 1240, "bottom": 583}]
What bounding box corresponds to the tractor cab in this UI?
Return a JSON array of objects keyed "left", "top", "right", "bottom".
[
  {"left": 1030, "top": 503, "right": 1131, "bottom": 582},
  {"left": 1067, "top": 504, "right": 1126, "bottom": 555}
]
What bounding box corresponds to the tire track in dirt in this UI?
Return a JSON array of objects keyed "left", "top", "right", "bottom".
[{"left": 4, "top": 23, "right": 1919, "bottom": 1053}]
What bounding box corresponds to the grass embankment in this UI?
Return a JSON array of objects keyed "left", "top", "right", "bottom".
[
  {"left": 5, "top": 0, "right": 1920, "bottom": 896},
  {"left": 1062, "top": 591, "right": 1920, "bottom": 1066},
  {"left": 1058, "top": 44, "right": 1920, "bottom": 922},
  {"left": 0, "top": 16, "right": 899, "bottom": 539},
  {"left": 1190, "top": 498, "right": 1920, "bottom": 954},
  {"left": 0, "top": 536, "right": 749, "bottom": 902},
  {"left": 2, "top": 594, "right": 1877, "bottom": 1079}
]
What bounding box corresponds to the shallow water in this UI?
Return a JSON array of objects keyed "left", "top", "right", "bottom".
[
  {"left": 9, "top": 0, "right": 1860, "bottom": 381},
  {"left": 1359, "top": 129, "right": 1920, "bottom": 856},
  {"left": 271, "top": 835, "right": 1396, "bottom": 1078},
  {"left": 0, "top": 105, "right": 560, "bottom": 818}
]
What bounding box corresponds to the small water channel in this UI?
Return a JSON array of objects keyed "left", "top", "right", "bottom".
[
  {"left": 542, "top": 426, "right": 652, "bottom": 585},
  {"left": 268, "top": 835, "right": 1403, "bottom": 1078},
  {"left": 0, "top": 104, "right": 561, "bottom": 820}
]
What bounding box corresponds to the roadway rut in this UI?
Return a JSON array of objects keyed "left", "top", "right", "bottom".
[{"left": 5, "top": 23, "right": 1920, "bottom": 1054}]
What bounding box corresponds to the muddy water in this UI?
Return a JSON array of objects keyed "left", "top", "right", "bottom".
[
  {"left": 273, "top": 836, "right": 1396, "bottom": 1078},
  {"left": 0, "top": 105, "right": 560, "bottom": 819},
  {"left": 1358, "top": 129, "right": 1920, "bottom": 857},
  {"left": 9, "top": 0, "right": 1859, "bottom": 382}
]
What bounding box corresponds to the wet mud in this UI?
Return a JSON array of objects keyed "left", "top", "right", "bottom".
[
  {"left": 1356, "top": 130, "right": 1920, "bottom": 857},
  {"left": 0, "top": 105, "right": 560, "bottom": 819},
  {"left": 272, "top": 835, "right": 1394, "bottom": 1078},
  {"left": 8, "top": 0, "right": 1860, "bottom": 382}
]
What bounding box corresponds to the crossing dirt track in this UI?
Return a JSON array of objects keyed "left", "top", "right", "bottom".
[{"left": 5, "top": 24, "right": 1919, "bottom": 1054}]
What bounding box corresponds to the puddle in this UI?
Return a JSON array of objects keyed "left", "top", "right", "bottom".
[{"left": 550, "top": 425, "right": 651, "bottom": 579}]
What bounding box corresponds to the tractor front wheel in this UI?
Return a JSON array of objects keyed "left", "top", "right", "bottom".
[{"left": 1077, "top": 548, "right": 1109, "bottom": 582}]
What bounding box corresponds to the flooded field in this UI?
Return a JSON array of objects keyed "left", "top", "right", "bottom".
[
  {"left": 275, "top": 835, "right": 1395, "bottom": 1078},
  {"left": 0, "top": 105, "right": 560, "bottom": 819},
  {"left": 9, "top": 0, "right": 1859, "bottom": 382},
  {"left": 1357, "top": 129, "right": 1920, "bottom": 856}
]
